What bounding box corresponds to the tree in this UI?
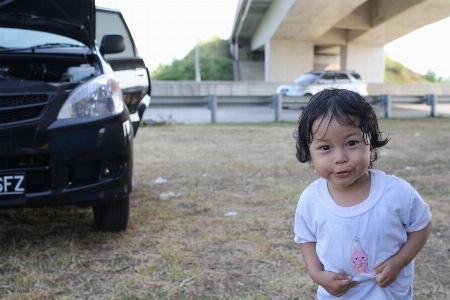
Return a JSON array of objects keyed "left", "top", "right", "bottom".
[
  {"left": 151, "top": 37, "right": 234, "bottom": 81},
  {"left": 423, "top": 70, "right": 438, "bottom": 82}
]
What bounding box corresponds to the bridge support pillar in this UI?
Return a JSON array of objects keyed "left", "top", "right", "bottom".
[
  {"left": 266, "top": 39, "right": 314, "bottom": 82},
  {"left": 340, "top": 44, "right": 385, "bottom": 83}
]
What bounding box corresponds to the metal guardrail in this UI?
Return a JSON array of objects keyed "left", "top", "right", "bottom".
[
  {"left": 375, "top": 94, "right": 450, "bottom": 118},
  {"left": 149, "top": 94, "right": 450, "bottom": 123},
  {"left": 149, "top": 96, "right": 273, "bottom": 106}
]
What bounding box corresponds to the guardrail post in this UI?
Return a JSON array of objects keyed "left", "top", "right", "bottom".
[
  {"left": 427, "top": 94, "right": 436, "bottom": 117},
  {"left": 381, "top": 94, "right": 391, "bottom": 118},
  {"left": 208, "top": 94, "right": 217, "bottom": 123},
  {"left": 274, "top": 94, "right": 282, "bottom": 121}
]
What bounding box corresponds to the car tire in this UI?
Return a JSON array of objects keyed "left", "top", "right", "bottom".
[
  {"left": 92, "top": 196, "right": 130, "bottom": 232},
  {"left": 300, "top": 94, "right": 313, "bottom": 109},
  {"left": 132, "top": 121, "right": 140, "bottom": 137},
  {"left": 132, "top": 102, "right": 147, "bottom": 137}
]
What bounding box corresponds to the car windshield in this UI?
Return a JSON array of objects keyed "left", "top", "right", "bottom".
[
  {"left": 294, "top": 73, "right": 320, "bottom": 84},
  {"left": 0, "top": 27, "right": 85, "bottom": 50}
]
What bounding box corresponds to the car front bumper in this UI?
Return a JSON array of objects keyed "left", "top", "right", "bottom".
[{"left": 0, "top": 113, "right": 133, "bottom": 208}]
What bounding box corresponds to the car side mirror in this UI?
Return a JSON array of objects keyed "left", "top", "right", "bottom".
[
  {"left": 317, "top": 79, "right": 325, "bottom": 84},
  {"left": 100, "top": 34, "right": 125, "bottom": 55}
]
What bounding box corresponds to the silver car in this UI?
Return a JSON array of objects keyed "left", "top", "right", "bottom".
[{"left": 276, "top": 70, "right": 368, "bottom": 97}]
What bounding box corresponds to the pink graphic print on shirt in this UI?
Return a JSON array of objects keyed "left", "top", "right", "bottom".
[{"left": 351, "top": 237, "right": 370, "bottom": 275}]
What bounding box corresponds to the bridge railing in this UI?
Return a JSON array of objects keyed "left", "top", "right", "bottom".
[{"left": 148, "top": 94, "right": 450, "bottom": 123}]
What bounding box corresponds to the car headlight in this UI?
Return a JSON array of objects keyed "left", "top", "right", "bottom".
[
  {"left": 57, "top": 74, "right": 124, "bottom": 119},
  {"left": 277, "top": 86, "right": 289, "bottom": 92}
]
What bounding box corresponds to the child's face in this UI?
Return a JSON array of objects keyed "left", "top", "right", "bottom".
[{"left": 309, "top": 114, "right": 373, "bottom": 192}]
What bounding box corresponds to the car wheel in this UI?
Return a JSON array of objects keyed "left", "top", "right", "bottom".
[
  {"left": 132, "top": 102, "right": 148, "bottom": 137},
  {"left": 132, "top": 121, "right": 140, "bottom": 137},
  {"left": 92, "top": 196, "right": 130, "bottom": 232},
  {"left": 300, "top": 94, "right": 313, "bottom": 109}
]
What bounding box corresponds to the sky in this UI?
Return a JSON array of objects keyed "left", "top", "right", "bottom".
[{"left": 96, "top": 0, "right": 450, "bottom": 79}]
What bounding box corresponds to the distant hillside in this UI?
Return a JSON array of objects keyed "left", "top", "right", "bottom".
[
  {"left": 151, "top": 38, "right": 445, "bottom": 83},
  {"left": 151, "top": 37, "right": 234, "bottom": 81},
  {"left": 384, "top": 56, "right": 429, "bottom": 83}
]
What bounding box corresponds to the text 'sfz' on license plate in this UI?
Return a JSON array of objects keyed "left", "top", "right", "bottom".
[{"left": 0, "top": 173, "right": 26, "bottom": 205}]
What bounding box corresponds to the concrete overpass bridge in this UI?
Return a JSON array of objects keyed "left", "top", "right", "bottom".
[{"left": 230, "top": 0, "right": 450, "bottom": 83}]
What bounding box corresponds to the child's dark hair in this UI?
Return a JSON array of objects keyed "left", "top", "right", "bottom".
[{"left": 294, "top": 89, "right": 389, "bottom": 168}]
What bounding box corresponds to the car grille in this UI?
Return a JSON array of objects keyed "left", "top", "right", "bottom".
[{"left": 0, "top": 94, "right": 50, "bottom": 125}]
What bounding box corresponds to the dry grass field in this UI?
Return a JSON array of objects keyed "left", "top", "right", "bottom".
[{"left": 0, "top": 118, "right": 449, "bottom": 299}]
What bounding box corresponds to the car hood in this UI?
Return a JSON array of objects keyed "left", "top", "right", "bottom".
[{"left": 0, "top": 0, "right": 95, "bottom": 47}]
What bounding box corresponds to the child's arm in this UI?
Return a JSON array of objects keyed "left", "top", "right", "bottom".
[
  {"left": 372, "top": 221, "right": 432, "bottom": 288},
  {"left": 301, "top": 242, "right": 358, "bottom": 296}
]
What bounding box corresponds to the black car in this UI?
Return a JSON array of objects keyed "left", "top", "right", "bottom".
[{"left": 0, "top": 0, "right": 151, "bottom": 231}]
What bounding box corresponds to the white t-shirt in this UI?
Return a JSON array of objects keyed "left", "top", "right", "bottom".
[{"left": 294, "top": 169, "right": 431, "bottom": 300}]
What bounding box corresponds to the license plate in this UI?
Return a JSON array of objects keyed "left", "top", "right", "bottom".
[{"left": 0, "top": 173, "right": 26, "bottom": 204}]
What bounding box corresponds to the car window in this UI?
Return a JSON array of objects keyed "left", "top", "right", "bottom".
[
  {"left": 96, "top": 10, "right": 135, "bottom": 58},
  {"left": 335, "top": 73, "right": 351, "bottom": 83},
  {"left": 294, "top": 73, "right": 319, "bottom": 84},
  {"left": 319, "top": 73, "right": 335, "bottom": 84},
  {"left": 0, "top": 27, "right": 84, "bottom": 48},
  {"left": 351, "top": 72, "right": 362, "bottom": 80}
]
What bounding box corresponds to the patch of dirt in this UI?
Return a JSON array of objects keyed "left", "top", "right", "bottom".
[{"left": 0, "top": 118, "right": 449, "bottom": 299}]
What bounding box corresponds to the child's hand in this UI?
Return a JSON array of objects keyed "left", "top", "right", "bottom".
[
  {"left": 317, "top": 271, "right": 358, "bottom": 297},
  {"left": 371, "top": 257, "right": 402, "bottom": 288},
  {"left": 372, "top": 223, "right": 432, "bottom": 288}
]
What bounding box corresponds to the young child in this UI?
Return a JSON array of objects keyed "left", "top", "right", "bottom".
[{"left": 293, "top": 89, "right": 432, "bottom": 299}]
